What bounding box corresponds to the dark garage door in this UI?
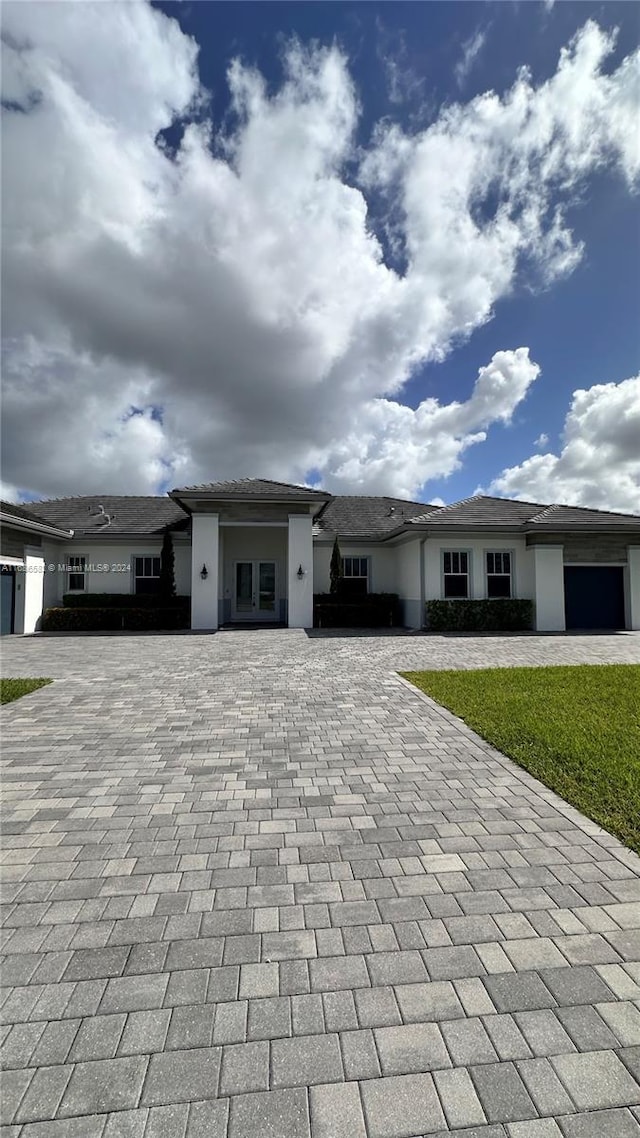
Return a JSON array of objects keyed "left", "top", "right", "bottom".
[{"left": 564, "top": 566, "right": 625, "bottom": 630}]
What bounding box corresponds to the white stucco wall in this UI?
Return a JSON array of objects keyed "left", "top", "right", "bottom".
[
  {"left": 424, "top": 536, "right": 533, "bottom": 602},
  {"left": 532, "top": 544, "right": 565, "bottom": 631},
  {"left": 191, "top": 515, "right": 219, "bottom": 629},
  {"left": 312, "top": 544, "right": 396, "bottom": 594},
  {"left": 394, "top": 539, "right": 424, "bottom": 627},
  {"left": 288, "top": 515, "right": 313, "bottom": 628},
  {"left": 23, "top": 548, "right": 45, "bottom": 634},
  {"left": 42, "top": 540, "right": 191, "bottom": 604}
]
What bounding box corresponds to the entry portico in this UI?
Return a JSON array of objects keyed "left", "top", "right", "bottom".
[{"left": 170, "top": 479, "right": 331, "bottom": 629}]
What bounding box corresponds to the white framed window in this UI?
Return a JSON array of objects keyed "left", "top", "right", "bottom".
[
  {"left": 67, "top": 555, "right": 86, "bottom": 592},
  {"left": 341, "top": 556, "right": 369, "bottom": 596},
  {"left": 486, "top": 551, "right": 512, "bottom": 598},
  {"left": 133, "top": 555, "right": 161, "bottom": 596},
  {"left": 442, "top": 550, "right": 470, "bottom": 598}
]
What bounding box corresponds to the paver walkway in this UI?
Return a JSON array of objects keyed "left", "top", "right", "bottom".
[{"left": 1, "top": 629, "right": 640, "bottom": 1138}]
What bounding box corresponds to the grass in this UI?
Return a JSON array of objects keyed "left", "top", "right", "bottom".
[
  {"left": 401, "top": 664, "right": 640, "bottom": 855},
  {"left": 1, "top": 678, "right": 52, "bottom": 705}
]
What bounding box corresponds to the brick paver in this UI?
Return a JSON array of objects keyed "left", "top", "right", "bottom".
[{"left": 1, "top": 628, "right": 639, "bottom": 1136}]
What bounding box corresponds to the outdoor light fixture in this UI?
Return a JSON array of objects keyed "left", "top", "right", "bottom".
[
  {"left": 200, "top": 564, "right": 208, "bottom": 580},
  {"left": 297, "top": 564, "right": 304, "bottom": 579}
]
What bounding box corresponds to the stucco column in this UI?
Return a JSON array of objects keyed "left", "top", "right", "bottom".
[
  {"left": 288, "top": 514, "right": 313, "bottom": 628},
  {"left": 628, "top": 546, "right": 640, "bottom": 630},
  {"left": 23, "top": 548, "right": 45, "bottom": 634},
  {"left": 533, "top": 544, "right": 565, "bottom": 631},
  {"left": 190, "top": 514, "right": 219, "bottom": 630}
]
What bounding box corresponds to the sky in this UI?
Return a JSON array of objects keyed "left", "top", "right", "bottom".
[{"left": 1, "top": 0, "right": 639, "bottom": 511}]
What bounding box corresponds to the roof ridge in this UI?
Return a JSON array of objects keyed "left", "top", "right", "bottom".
[
  {"left": 528, "top": 503, "right": 560, "bottom": 522},
  {"left": 409, "top": 493, "right": 480, "bottom": 523}
]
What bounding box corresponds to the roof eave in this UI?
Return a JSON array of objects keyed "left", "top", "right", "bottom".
[
  {"left": 0, "top": 512, "right": 74, "bottom": 540},
  {"left": 525, "top": 523, "right": 640, "bottom": 533},
  {"left": 170, "top": 489, "right": 332, "bottom": 510}
]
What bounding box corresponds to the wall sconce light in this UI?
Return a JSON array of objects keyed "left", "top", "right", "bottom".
[
  {"left": 200, "top": 564, "right": 208, "bottom": 580},
  {"left": 297, "top": 564, "right": 304, "bottom": 579}
]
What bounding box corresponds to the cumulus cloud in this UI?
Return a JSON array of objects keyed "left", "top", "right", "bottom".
[
  {"left": 535, "top": 432, "right": 549, "bottom": 448},
  {"left": 1, "top": 5, "right": 639, "bottom": 500},
  {"left": 314, "top": 348, "right": 540, "bottom": 497},
  {"left": 490, "top": 375, "right": 640, "bottom": 513}
]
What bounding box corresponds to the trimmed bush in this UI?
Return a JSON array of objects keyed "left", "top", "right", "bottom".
[
  {"left": 425, "top": 598, "right": 534, "bottom": 632},
  {"left": 314, "top": 592, "right": 402, "bottom": 628},
  {"left": 63, "top": 593, "right": 188, "bottom": 609},
  {"left": 43, "top": 606, "right": 189, "bottom": 632}
]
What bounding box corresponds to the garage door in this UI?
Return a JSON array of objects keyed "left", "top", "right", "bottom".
[{"left": 564, "top": 566, "right": 625, "bottom": 630}]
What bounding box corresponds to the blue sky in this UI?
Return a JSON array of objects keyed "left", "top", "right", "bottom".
[{"left": 2, "top": 1, "right": 639, "bottom": 509}]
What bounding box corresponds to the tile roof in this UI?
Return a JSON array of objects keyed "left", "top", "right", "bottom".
[
  {"left": 409, "top": 495, "right": 549, "bottom": 526},
  {"left": 408, "top": 495, "right": 640, "bottom": 529},
  {"left": 21, "top": 496, "right": 188, "bottom": 536},
  {"left": 14, "top": 490, "right": 640, "bottom": 540},
  {"left": 1, "top": 499, "right": 68, "bottom": 531},
  {"left": 527, "top": 502, "right": 640, "bottom": 527},
  {"left": 314, "top": 496, "right": 437, "bottom": 538},
  {"left": 171, "top": 478, "right": 330, "bottom": 500}
]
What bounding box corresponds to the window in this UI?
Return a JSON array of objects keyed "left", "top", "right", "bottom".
[
  {"left": 486, "top": 551, "right": 512, "bottom": 598},
  {"left": 443, "top": 551, "right": 469, "bottom": 598},
  {"left": 341, "top": 556, "right": 369, "bottom": 596},
  {"left": 67, "top": 555, "right": 86, "bottom": 592},
  {"left": 134, "top": 556, "right": 161, "bottom": 595}
]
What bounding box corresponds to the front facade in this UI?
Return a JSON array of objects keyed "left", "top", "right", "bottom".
[{"left": 2, "top": 480, "right": 640, "bottom": 633}]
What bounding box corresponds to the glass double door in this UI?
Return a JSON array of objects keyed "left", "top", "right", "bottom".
[{"left": 233, "top": 561, "right": 277, "bottom": 620}]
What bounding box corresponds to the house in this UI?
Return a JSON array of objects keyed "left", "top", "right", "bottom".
[{"left": 2, "top": 479, "right": 639, "bottom": 634}]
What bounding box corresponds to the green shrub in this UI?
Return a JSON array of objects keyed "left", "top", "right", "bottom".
[
  {"left": 63, "top": 593, "right": 188, "bottom": 609},
  {"left": 425, "top": 598, "right": 533, "bottom": 632},
  {"left": 314, "top": 593, "right": 402, "bottom": 628},
  {"left": 43, "top": 606, "right": 190, "bottom": 632}
]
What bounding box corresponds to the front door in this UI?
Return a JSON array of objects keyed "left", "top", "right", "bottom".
[{"left": 233, "top": 561, "right": 278, "bottom": 620}]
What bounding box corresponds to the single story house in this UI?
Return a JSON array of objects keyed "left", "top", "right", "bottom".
[{"left": 2, "top": 479, "right": 639, "bottom": 634}]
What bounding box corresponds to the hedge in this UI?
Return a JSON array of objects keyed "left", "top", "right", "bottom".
[
  {"left": 425, "top": 598, "right": 534, "bottom": 632},
  {"left": 43, "top": 606, "right": 190, "bottom": 632},
  {"left": 314, "top": 593, "right": 402, "bottom": 628},
  {"left": 63, "top": 593, "right": 189, "bottom": 609}
]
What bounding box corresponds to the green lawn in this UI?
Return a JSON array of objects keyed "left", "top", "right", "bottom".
[
  {"left": 1, "top": 678, "right": 52, "bottom": 705},
  {"left": 402, "top": 664, "right": 640, "bottom": 855}
]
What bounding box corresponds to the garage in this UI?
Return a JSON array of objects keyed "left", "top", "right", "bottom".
[{"left": 564, "top": 565, "right": 625, "bottom": 630}]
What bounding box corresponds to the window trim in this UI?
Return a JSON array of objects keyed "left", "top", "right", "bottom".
[
  {"left": 67, "top": 554, "right": 87, "bottom": 593},
  {"left": 484, "top": 548, "right": 515, "bottom": 599},
  {"left": 132, "top": 553, "right": 161, "bottom": 596},
  {"left": 441, "top": 549, "right": 472, "bottom": 600}
]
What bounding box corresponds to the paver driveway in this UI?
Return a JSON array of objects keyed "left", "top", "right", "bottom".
[{"left": 2, "top": 629, "right": 640, "bottom": 1138}]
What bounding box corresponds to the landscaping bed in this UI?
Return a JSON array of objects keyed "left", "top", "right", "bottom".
[
  {"left": 43, "top": 593, "right": 190, "bottom": 631},
  {"left": 402, "top": 664, "right": 640, "bottom": 854},
  {"left": 314, "top": 592, "right": 402, "bottom": 628}
]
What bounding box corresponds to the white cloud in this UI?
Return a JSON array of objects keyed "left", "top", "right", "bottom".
[
  {"left": 1, "top": 7, "right": 639, "bottom": 501},
  {"left": 534, "top": 432, "right": 549, "bottom": 448},
  {"left": 316, "top": 348, "right": 540, "bottom": 497},
  {"left": 455, "top": 29, "right": 488, "bottom": 89},
  {"left": 490, "top": 375, "right": 640, "bottom": 513}
]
